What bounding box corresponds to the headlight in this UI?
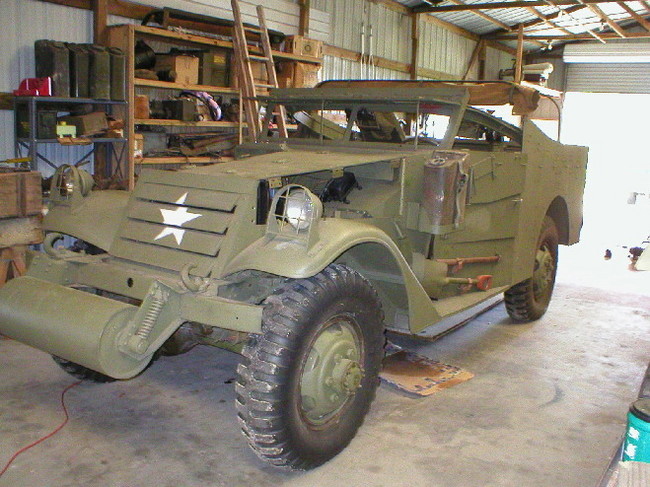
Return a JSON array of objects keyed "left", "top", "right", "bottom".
[
  {"left": 285, "top": 188, "right": 315, "bottom": 230},
  {"left": 269, "top": 184, "right": 322, "bottom": 235}
]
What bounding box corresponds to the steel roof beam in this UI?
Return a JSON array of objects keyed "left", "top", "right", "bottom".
[
  {"left": 415, "top": 0, "right": 626, "bottom": 13},
  {"left": 487, "top": 30, "right": 650, "bottom": 38}
]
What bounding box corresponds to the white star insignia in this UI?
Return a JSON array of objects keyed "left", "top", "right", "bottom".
[{"left": 154, "top": 193, "right": 201, "bottom": 245}]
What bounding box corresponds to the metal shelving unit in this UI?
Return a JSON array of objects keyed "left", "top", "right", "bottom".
[{"left": 13, "top": 96, "right": 128, "bottom": 178}]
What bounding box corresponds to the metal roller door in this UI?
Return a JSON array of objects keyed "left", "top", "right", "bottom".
[{"left": 566, "top": 63, "right": 650, "bottom": 94}]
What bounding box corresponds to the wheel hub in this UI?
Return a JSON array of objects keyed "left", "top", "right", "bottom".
[
  {"left": 533, "top": 245, "right": 555, "bottom": 301},
  {"left": 300, "top": 316, "right": 363, "bottom": 426}
]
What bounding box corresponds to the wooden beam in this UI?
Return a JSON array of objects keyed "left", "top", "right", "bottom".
[
  {"left": 448, "top": 0, "right": 511, "bottom": 31},
  {"left": 420, "top": 11, "right": 479, "bottom": 40},
  {"left": 524, "top": 6, "right": 574, "bottom": 35},
  {"left": 445, "top": 0, "right": 546, "bottom": 46},
  {"left": 587, "top": 3, "right": 626, "bottom": 36},
  {"left": 323, "top": 44, "right": 412, "bottom": 74},
  {"left": 369, "top": 0, "right": 410, "bottom": 15},
  {"left": 93, "top": 0, "right": 108, "bottom": 44},
  {"left": 478, "top": 42, "right": 487, "bottom": 79},
  {"left": 298, "top": 0, "right": 310, "bottom": 36},
  {"left": 515, "top": 25, "right": 524, "bottom": 84},
  {"left": 410, "top": 13, "right": 419, "bottom": 80},
  {"left": 322, "top": 44, "right": 458, "bottom": 79},
  {"left": 618, "top": 2, "right": 650, "bottom": 32},
  {"left": 520, "top": 4, "right": 587, "bottom": 29},
  {"left": 414, "top": 0, "right": 624, "bottom": 13},
  {"left": 462, "top": 40, "right": 483, "bottom": 80}
]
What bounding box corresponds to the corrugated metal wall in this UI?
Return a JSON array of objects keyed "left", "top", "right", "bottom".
[
  {"left": 317, "top": 1, "right": 486, "bottom": 81},
  {"left": 484, "top": 47, "right": 513, "bottom": 82},
  {"left": 418, "top": 18, "right": 478, "bottom": 79},
  {"left": 0, "top": 0, "right": 93, "bottom": 173}
]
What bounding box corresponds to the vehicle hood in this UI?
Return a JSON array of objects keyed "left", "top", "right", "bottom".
[{"left": 182, "top": 146, "right": 416, "bottom": 180}]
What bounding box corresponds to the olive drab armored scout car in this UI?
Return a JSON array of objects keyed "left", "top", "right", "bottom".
[{"left": 0, "top": 81, "right": 587, "bottom": 470}]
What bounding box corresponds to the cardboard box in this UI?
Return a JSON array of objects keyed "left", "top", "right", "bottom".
[
  {"left": 135, "top": 94, "right": 150, "bottom": 119},
  {"left": 285, "top": 36, "right": 323, "bottom": 59},
  {"left": 0, "top": 171, "right": 42, "bottom": 220},
  {"left": 156, "top": 54, "right": 199, "bottom": 85},
  {"left": 277, "top": 62, "right": 320, "bottom": 88}
]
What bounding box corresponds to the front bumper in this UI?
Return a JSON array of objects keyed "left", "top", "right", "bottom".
[{"left": 0, "top": 251, "right": 262, "bottom": 378}]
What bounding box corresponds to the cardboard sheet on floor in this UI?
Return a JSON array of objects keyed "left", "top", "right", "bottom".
[{"left": 380, "top": 348, "right": 474, "bottom": 396}]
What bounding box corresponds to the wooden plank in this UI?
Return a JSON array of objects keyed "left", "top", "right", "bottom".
[
  {"left": 420, "top": 12, "right": 479, "bottom": 41},
  {"left": 106, "top": 23, "right": 135, "bottom": 190},
  {"left": 134, "top": 78, "right": 238, "bottom": 94},
  {"left": 138, "top": 157, "right": 224, "bottom": 165},
  {"left": 93, "top": 0, "right": 108, "bottom": 44},
  {"left": 587, "top": 3, "right": 627, "bottom": 36},
  {"left": 524, "top": 6, "right": 574, "bottom": 35},
  {"left": 618, "top": 2, "right": 650, "bottom": 32},
  {"left": 416, "top": 67, "right": 459, "bottom": 80},
  {"left": 410, "top": 13, "right": 419, "bottom": 80},
  {"left": 0, "top": 217, "right": 43, "bottom": 248},
  {"left": 323, "top": 44, "right": 412, "bottom": 74},
  {"left": 135, "top": 119, "right": 240, "bottom": 128},
  {"left": 369, "top": 0, "right": 410, "bottom": 15},
  {"left": 515, "top": 24, "right": 524, "bottom": 84},
  {"left": 298, "top": 0, "right": 310, "bottom": 36},
  {"left": 462, "top": 40, "right": 483, "bottom": 81}
]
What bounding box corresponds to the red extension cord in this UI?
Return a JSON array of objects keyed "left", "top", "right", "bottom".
[{"left": 0, "top": 380, "right": 82, "bottom": 478}]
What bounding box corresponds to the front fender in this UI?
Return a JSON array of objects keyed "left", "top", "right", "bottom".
[
  {"left": 44, "top": 190, "right": 129, "bottom": 251},
  {"left": 222, "top": 219, "right": 440, "bottom": 332},
  {"left": 223, "top": 219, "right": 400, "bottom": 278}
]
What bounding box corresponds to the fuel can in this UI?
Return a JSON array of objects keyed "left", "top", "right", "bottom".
[{"left": 623, "top": 398, "right": 650, "bottom": 463}]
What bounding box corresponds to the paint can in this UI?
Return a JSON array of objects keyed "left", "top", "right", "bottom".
[{"left": 623, "top": 398, "right": 650, "bottom": 463}]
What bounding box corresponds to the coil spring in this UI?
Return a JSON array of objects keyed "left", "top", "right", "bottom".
[{"left": 135, "top": 294, "right": 165, "bottom": 339}]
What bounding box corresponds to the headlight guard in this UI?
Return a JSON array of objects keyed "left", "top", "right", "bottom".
[{"left": 267, "top": 184, "right": 323, "bottom": 243}]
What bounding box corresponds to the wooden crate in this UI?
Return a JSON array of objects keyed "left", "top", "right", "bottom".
[{"left": 0, "top": 171, "right": 42, "bottom": 219}]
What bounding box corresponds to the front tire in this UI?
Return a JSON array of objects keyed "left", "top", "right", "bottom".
[
  {"left": 505, "top": 216, "right": 559, "bottom": 322},
  {"left": 236, "top": 264, "right": 385, "bottom": 470}
]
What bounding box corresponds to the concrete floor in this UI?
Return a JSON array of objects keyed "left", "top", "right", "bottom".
[{"left": 1, "top": 251, "right": 649, "bottom": 487}]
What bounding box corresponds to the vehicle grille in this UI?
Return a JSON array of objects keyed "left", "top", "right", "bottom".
[{"left": 110, "top": 181, "right": 241, "bottom": 277}]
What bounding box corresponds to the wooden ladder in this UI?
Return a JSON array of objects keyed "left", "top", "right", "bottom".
[{"left": 231, "top": 0, "right": 288, "bottom": 140}]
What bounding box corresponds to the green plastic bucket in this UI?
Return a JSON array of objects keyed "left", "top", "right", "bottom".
[{"left": 623, "top": 398, "right": 650, "bottom": 463}]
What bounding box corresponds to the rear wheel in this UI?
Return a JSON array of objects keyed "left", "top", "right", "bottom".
[
  {"left": 505, "top": 216, "right": 559, "bottom": 322},
  {"left": 52, "top": 356, "right": 115, "bottom": 383},
  {"left": 236, "top": 264, "right": 385, "bottom": 470}
]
